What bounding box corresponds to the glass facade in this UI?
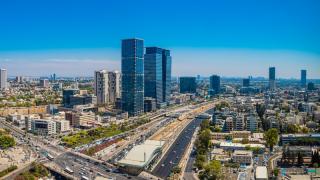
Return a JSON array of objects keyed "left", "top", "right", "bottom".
[
  {"left": 144, "top": 47, "right": 171, "bottom": 106},
  {"left": 179, "top": 77, "right": 196, "bottom": 93},
  {"left": 210, "top": 75, "right": 220, "bottom": 94},
  {"left": 121, "top": 38, "right": 144, "bottom": 116},
  {"left": 269, "top": 67, "right": 276, "bottom": 80},
  {"left": 162, "top": 49, "right": 172, "bottom": 104},
  {"left": 301, "top": 69, "right": 307, "bottom": 87},
  {"left": 144, "top": 47, "right": 163, "bottom": 105}
]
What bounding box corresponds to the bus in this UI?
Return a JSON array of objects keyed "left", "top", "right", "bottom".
[
  {"left": 64, "top": 166, "right": 74, "bottom": 174},
  {"left": 47, "top": 153, "right": 54, "bottom": 160}
]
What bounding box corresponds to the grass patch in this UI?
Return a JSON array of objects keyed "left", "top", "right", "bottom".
[{"left": 0, "top": 165, "right": 18, "bottom": 177}]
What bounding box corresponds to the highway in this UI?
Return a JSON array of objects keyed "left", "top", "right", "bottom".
[{"left": 152, "top": 117, "right": 204, "bottom": 178}]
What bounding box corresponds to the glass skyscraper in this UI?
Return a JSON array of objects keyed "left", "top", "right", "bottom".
[
  {"left": 144, "top": 47, "right": 171, "bottom": 106},
  {"left": 162, "top": 49, "right": 172, "bottom": 104},
  {"left": 209, "top": 75, "right": 221, "bottom": 94},
  {"left": 121, "top": 38, "right": 144, "bottom": 116},
  {"left": 269, "top": 67, "right": 276, "bottom": 90},
  {"left": 180, "top": 77, "right": 196, "bottom": 93},
  {"left": 301, "top": 69, "right": 307, "bottom": 88}
]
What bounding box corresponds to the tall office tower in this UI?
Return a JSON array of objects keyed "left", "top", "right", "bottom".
[
  {"left": 144, "top": 47, "right": 163, "bottom": 106},
  {"left": 121, "top": 38, "right": 144, "bottom": 116},
  {"left": 94, "top": 70, "right": 121, "bottom": 105},
  {"left": 243, "top": 78, "right": 250, "bottom": 87},
  {"left": 162, "top": 49, "right": 172, "bottom": 104},
  {"left": 40, "top": 79, "right": 49, "bottom": 88},
  {"left": 144, "top": 47, "right": 172, "bottom": 106},
  {"left": 269, "top": 67, "right": 276, "bottom": 91},
  {"left": 301, "top": 69, "right": 307, "bottom": 88},
  {"left": 179, "top": 77, "right": 197, "bottom": 93},
  {"left": 209, "top": 75, "right": 221, "bottom": 94},
  {"left": 0, "top": 69, "right": 7, "bottom": 90}
]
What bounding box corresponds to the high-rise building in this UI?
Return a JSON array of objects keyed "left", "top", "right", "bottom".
[
  {"left": 144, "top": 47, "right": 163, "bottom": 105},
  {"left": 243, "top": 78, "right": 250, "bottom": 87},
  {"left": 209, "top": 75, "right": 220, "bottom": 94},
  {"left": 121, "top": 38, "right": 144, "bottom": 116},
  {"left": 179, "top": 77, "right": 196, "bottom": 93},
  {"left": 0, "top": 68, "right": 8, "bottom": 90},
  {"left": 301, "top": 69, "right": 307, "bottom": 88},
  {"left": 269, "top": 67, "right": 276, "bottom": 90},
  {"left": 63, "top": 89, "right": 80, "bottom": 107},
  {"left": 144, "top": 47, "right": 172, "bottom": 106},
  {"left": 40, "top": 79, "right": 49, "bottom": 88},
  {"left": 94, "top": 70, "right": 121, "bottom": 105},
  {"left": 162, "top": 49, "right": 172, "bottom": 104},
  {"left": 246, "top": 114, "right": 258, "bottom": 132}
]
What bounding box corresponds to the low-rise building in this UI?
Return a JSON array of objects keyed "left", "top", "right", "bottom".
[
  {"left": 232, "top": 150, "right": 252, "bottom": 165},
  {"left": 28, "top": 119, "right": 57, "bottom": 136}
]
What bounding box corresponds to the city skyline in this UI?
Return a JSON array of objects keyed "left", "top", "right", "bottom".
[{"left": 0, "top": 0, "right": 319, "bottom": 78}]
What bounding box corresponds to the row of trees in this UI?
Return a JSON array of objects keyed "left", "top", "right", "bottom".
[{"left": 194, "top": 119, "right": 223, "bottom": 180}]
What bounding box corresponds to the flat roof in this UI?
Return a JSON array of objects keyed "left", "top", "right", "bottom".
[
  {"left": 255, "top": 166, "right": 268, "bottom": 179},
  {"left": 118, "top": 140, "right": 164, "bottom": 168}
]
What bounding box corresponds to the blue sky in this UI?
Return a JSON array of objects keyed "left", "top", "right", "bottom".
[{"left": 0, "top": 0, "right": 319, "bottom": 78}]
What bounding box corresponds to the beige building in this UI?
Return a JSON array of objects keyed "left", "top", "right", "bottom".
[
  {"left": 54, "top": 119, "right": 70, "bottom": 133},
  {"left": 232, "top": 150, "right": 252, "bottom": 164}
]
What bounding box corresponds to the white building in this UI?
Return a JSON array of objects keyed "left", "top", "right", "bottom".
[
  {"left": 94, "top": 70, "right": 121, "bottom": 105},
  {"left": 232, "top": 150, "right": 252, "bottom": 165},
  {"left": 255, "top": 166, "right": 268, "bottom": 180},
  {"left": 0, "top": 68, "right": 8, "bottom": 90},
  {"left": 29, "top": 119, "right": 57, "bottom": 136},
  {"left": 54, "top": 119, "right": 70, "bottom": 133}
]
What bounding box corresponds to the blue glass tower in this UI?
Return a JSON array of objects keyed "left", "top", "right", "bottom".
[
  {"left": 144, "top": 47, "right": 172, "bottom": 106},
  {"left": 301, "top": 69, "right": 307, "bottom": 87},
  {"left": 162, "top": 49, "right": 172, "bottom": 104},
  {"left": 179, "top": 77, "right": 196, "bottom": 93},
  {"left": 209, "top": 75, "right": 221, "bottom": 94},
  {"left": 144, "top": 47, "right": 163, "bottom": 105},
  {"left": 121, "top": 38, "right": 144, "bottom": 116}
]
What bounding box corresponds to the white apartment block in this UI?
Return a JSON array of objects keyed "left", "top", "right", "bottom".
[
  {"left": 232, "top": 150, "right": 253, "bottom": 164},
  {"left": 0, "top": 68, "right": 8, "bottom": 90},
  {"left": 94, "top": 70, "right": 121, "bottom": 105}
]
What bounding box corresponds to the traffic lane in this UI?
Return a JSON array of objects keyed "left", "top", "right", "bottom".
[{"left": 152, "top": 118, "right": 203, "bottom": 178}]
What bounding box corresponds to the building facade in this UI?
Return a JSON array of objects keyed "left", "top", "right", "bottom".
[
  {"left": 0, "top": 68, "right": 8, "bottom": 90},
  {"left": 94, "top": 70, "right": 121, "bottom": 105},
  {"left": 269, "top": 67, "right": 276, "bottom": 91},
  {"left": 301, "top": 69, "right": 307, "bottom": 88},
  {"left": 209, "top": 75, "right": 220, "bottom": 94},
  {"left": 179, "top": 77, "right": 196, "bottom": 94},
  {"left": 121, "top": 38, "right": 145, "bottom": 116}
]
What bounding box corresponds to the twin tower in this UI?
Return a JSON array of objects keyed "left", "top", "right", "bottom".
[{"left": 121, "top": 38, "right": 172, "bottom": 116}]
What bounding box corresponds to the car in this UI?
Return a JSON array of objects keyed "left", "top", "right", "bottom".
[{"left": 161, "top": 164, "right": 165, "bottom": 167}]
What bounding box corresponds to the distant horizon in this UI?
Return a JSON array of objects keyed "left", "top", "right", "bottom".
[{"left": 0, "top": 0, "right": 319, "bottom": 78}]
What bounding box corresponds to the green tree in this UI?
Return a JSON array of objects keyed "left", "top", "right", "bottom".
[
  {"left": 0, "top": 135, "right": 15, "bottom": 149},
  {"left": 273, "top": 168, "right": 279, "bottom": 177},
  {"left": 264, "top": 128, "right": 279, "bottom": 151},
  {"left": 241, "top": 138, "right": 249, "bottom": 144},
  {"left": 195, "top": 154, "right": 206, "bottom": 169},
  {"left": 199, "top": 160, "right": 222, "bottom": 180},
  {"left": 286, "top": 124, "right": 299, "bottom": 134}
]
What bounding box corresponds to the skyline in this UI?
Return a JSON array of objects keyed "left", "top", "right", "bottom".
[{"left": 0, "top": 0, "right": 320, "bottom": 78}]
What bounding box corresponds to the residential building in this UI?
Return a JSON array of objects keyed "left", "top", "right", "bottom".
[
  {"left": 246, "top": 114, "right": 258, "bottom": 132},
  {"left": 0, "top": 68, "right": 8, "bottom": 90},
  {"left": 301, "top": 69, "right": 307, "bottom": 88},
  {"left": 223, "top": 117, "right": 233, "bottom": 132},
  {"left": 232, "top": 150, "right": 253, "bottom": 165},
  {"left": 234, "top": 116, "right": 245, "bottom": 131},
  {"left": 179, "top": 77, "right": 196, "bottom": 93},
  {"left": 269, "top": 67, "right": 276, "bottom": 90},
  {"left": 94, "top": 70, "right": 121, "bottom": 105},
  {"left": 121, "top": 38, "right": 144, "bottom": 116}
]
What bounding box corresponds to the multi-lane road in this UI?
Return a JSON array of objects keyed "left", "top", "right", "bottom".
[{"left": 152, "top": 117, "right": 205, "bottom": 178}]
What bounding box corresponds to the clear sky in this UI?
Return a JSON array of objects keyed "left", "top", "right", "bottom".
[{"left": 0, "top": 0, "right": 319, "bottom": 78}]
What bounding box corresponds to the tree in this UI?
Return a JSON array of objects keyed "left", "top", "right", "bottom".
[
  {"left": 286, "top": 124, "right": 299, "bottom": 134},
  {"left": 241, "top": 138, "right": 249, "bottom": 144},
  {"left": 273, "top": 168, "right": 279, "bottom": 177},
  {"left": 199, "top": 160, "right": 222, "bottom": 180},
  {"left": 200, "top": 119, "right": 210, "bottom": 130},
  {"left": 172, "top": 166, "right": 181, "bottom": 174},
  {"left": 195, "top": 154, "right": 206, "bottom": 169},
  {"left": 264, "top": 128, "right": 279, "bottom": 151},
  {"left": 301, "top": 127, "right": 310, "bottom": 134},
  {"left": 0, "top": 135, "right": 15, "bottom": 149}
]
